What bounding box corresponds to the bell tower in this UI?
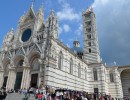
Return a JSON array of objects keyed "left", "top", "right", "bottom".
[{"left": 82, "top": 7, "right": 101, "bottom": 63}]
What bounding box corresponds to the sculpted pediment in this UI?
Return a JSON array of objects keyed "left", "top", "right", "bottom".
[
  {"left": 15, "top": 47, "right": 25, "bottom": 56},
  {"left": 29, "top": 43, "right": 41, "bottom": 53},
  {"left": 24, "top": 7, "right": 36, "bottom": 23},
  {"left": 5, "top": 52, "right": 11, "bottom": 59}
]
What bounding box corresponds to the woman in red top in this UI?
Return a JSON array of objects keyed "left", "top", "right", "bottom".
[{"left": 37, "top": 93, "right": 43, "bottom": 100}]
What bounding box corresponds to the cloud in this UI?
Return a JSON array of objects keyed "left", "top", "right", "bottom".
[
  {"left": 58, "top": 26, "right": 63, "bottom": 34},
  {"left": 58, "top": 24, "right": 70, "bottom": 34},
  {"left": 56, "top": 1, "right": 80, "bottom": 21},
  {"left": 75, "top": 24, "right": 83, "bottom": 36},
  {"left": 63, "top": 24, "right": 70, "bottom": 32},
  {"left": 92, "top": 0, "right": 130, "bottom": 65}
]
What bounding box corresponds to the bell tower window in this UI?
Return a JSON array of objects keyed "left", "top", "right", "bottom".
[
  {"left": 87, "top": 34, "right": 91, "bottom": 39},
  {"left": 89, "top": 48, "right": 91, "bottom": 53},
  {"left": 88, "top": 42, "right": 91, "bottom": 46}
]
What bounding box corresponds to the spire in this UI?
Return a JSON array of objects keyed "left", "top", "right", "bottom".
[
  {"left": 36, "top": 3, "right": 44, "bottom": 31},
  {"left": 86, "top": 6, "right": 93, "bottom": 12},
  {"left": 23, "top": 3, "right": 36, "bottom": 23},
  {"left": 31, "top": 0, "right": 35, "bottom": 8},
  {"left": 50, "top": 9, "right": 55, "bottom": 16},
  {"left": 37, "top": 4, "right": 44, "bottom": 20},
  {"left": 10, "top": 28, "right": 14, "bottom": 34}
]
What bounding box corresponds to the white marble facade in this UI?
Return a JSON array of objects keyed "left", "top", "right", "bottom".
[{"left": 0, "top": 4, "right": 129, "bottom": 98}]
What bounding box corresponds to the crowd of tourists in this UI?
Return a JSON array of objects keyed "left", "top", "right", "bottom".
[
  {"left": 0, "top": 86, "right": 128, "bottom": 100},
  {"left": 0, "top": 89, "right": 7, "bottom": 100},
  {"left": 17, "top": 86, "right": 121, "bottom": 100}
]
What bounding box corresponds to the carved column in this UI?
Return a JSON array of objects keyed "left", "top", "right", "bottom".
[
  {"left": 6, "top": 67, "right": 16, "bottom": 90},
  {"left": 0, "top": 69, "right": 4, "bottom": 88},
  {"left": 21, "top": 67, "right": 30, "bottom": 89},
  {"left": 25, "top": 67, "right": 31, "bottom": 89},
  {"left": 10, "top": 68, "right": 16, "bottom": 89},
  {"left": 21, "top": 57, "right": 31, "bottom": 89}
]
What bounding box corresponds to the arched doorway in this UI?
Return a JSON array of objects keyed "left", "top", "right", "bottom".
[
  {"left": 29, "top": 53, "right": 40, "bottom": 88},
  {"left": 14, "top": 56, "right": 24, "bottom": 91},
  {"left": 121, "top": 69, "right": 130, "bottom": 97}
]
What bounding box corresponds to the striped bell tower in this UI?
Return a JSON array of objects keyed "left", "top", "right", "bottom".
[{"left": 82, "top": 7, "right": 101, "bottom": 63}]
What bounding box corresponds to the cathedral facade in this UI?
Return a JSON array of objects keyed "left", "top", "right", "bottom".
[{"left": 0, "top": 4, "right": 130, "bottom": 98}]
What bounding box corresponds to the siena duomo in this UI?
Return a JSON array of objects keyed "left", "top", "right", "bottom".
[{"left": 0, "top": 3, "right": 130, "bottom": 98}]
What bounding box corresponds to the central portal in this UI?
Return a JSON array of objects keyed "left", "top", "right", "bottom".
[
  {"left": 30, "top": 74, "right": 38, "bottom": 88},
  {"left": 14, "top": 72, "right": 23, "bottom": 91}
]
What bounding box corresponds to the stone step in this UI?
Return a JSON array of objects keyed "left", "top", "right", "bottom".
[{"left": 6, "top": 93, "right": 37, "bottom": 100}]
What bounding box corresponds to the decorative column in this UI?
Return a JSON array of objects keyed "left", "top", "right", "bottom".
[
  {"left": 0, "top": 69, "right": 4, "bottom": 88},
  {"left": 21, "top": 57, "right": 31, "bottom": 89},
  {"left": 38, "top": 58, "right": 46, "bottom": 87},
  {"left": 6, "top": 67, "right": 16, "bottom": 90},
  {"left": 25, "top": 67, "right": 31, "bottom": 89}
]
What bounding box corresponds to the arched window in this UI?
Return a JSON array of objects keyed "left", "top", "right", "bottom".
[
  {"left": 93, "top": 68, "right": 98, "bottom": 81},
  {"left": 58, "top": 51, "right": 63, "bottom": 70},
  {"left": 85, "top": 68, "right": 87, "bottom": 80},
  {"left": 70, "top": 58, "right": 73, "bottom": 74},
  {"left": 110, "top": 72, "right": 114, "bottom": 82},
  {"left": 78, "top": 64, "right": 81, "bottom": 78}
]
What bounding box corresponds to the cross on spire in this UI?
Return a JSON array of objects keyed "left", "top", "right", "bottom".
[{"left": 31, "top": 0, "right": 35, "bottom": 7}]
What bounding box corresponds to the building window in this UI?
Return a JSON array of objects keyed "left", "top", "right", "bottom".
[
  {"left": 58, "top": 51, "right": 63, "bottom": 70},
  {"left": 86, "top": 21, "right": 91, "bottom": 26},
  {"left": 93, "top": 68, "right": 98, "bottom": 81},
  {"left": 86, "top": 28, "right": 91, "bottom": 32},
  {"left": 70, "top": 58, "right": 73, "bottom": 74},
  {"left": 110, "top": 73, "right": 114, "bottom": 82},
  {"left": 84, "top": 14, "right": 91, "bottom": 19},
  {"left": 78, "top": 64, "right": 81, "bottom": 78},
  {"left": 88, "top": 42, "right": 91, "bottom": 46},
  {"left": 87, "top": 34, "right": 91, "bottom": 39},
  {"left": 89, "top": 48, "right": 91, "bottom": 53}
]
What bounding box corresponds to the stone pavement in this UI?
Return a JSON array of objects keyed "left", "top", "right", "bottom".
[{"left": 6, "top": 93, "right": 36, "bottom": 100}]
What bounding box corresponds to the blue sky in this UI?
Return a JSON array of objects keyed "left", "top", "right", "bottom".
[{"left": 0, "top": 0, "right": 130, "bottom": 66}]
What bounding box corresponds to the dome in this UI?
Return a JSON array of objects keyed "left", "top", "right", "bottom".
[
  {"left": 71, "top": 47, "right": 83, "bottom": 53},
  {"left": 71, "top": 40, "right": 83, "bottom": 53}
]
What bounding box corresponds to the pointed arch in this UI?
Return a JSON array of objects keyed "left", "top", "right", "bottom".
[
  {"left": 13, "top": 55, "right": 25, "bottom": 67},
  {"left": 28, "top": 51, "right": 40, "bottom": 71}
]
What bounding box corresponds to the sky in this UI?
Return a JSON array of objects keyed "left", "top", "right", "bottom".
[{"left": 0, "top": 0, "right": 130, "bottom": 66}]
